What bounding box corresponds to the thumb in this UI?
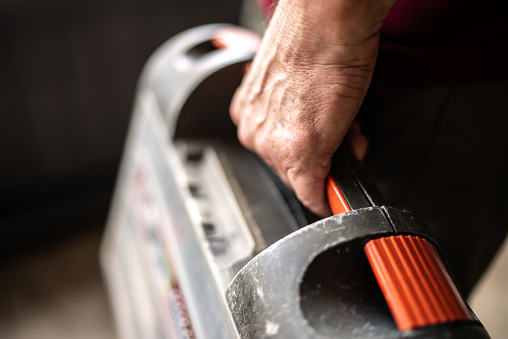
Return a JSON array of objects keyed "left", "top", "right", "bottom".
[{"left": 287, "top": 167, "right": 333, "bottom": 217}]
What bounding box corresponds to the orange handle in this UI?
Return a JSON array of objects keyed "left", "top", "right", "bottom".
[
  {"left": 326, "top": 175, "right": 351, "bottom": 215},
  {"left": 326, "top": 160, "right": 474, "bottom": 332},
  {"left": 364, "top": 235, "right": 474, "bottom": 331}
]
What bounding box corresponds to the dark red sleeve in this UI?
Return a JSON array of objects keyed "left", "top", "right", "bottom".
[{"left": 377, "top": 0, "right": 508, "bottom": 84}]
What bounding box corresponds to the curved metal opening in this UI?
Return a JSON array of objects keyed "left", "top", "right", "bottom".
[{"left": 299, "top": 239, "right": 398, "bottom": 338}]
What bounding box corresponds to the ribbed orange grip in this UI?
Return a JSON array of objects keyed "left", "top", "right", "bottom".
[
  {"left": 326, "top": 175, "right": 351, "bottom": 215},
  {"left": 364, "top": 235, "right": 474, "bottom": 331}
]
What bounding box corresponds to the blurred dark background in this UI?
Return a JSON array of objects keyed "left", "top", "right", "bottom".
[{"left": 0, "top": 0, "right": 242, "bottom": 253}]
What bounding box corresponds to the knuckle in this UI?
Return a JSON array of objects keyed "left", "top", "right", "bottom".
[{"left": 237, "top": 127, "right": 254, "bottom": 150}]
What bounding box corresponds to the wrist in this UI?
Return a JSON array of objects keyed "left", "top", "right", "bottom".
[{"left": 272, "top": 0, "right": 395, "bottom": 49}]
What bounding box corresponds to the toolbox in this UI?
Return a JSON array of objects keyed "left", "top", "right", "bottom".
[{"left": 100, "top": 24, "right": 490, "bottom": 339}]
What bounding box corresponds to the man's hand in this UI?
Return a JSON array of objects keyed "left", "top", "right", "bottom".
[{"left": 230, "top": 0, "right": 394, "bottom": 216}]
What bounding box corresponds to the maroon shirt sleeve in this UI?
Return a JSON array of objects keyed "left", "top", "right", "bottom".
[{"left": 377, "top": 0, "right": 508, "bottom": 84}]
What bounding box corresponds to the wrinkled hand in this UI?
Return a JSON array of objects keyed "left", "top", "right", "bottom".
[{"left": 230, "top": 0, "right": 393, "bottom": 216}]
